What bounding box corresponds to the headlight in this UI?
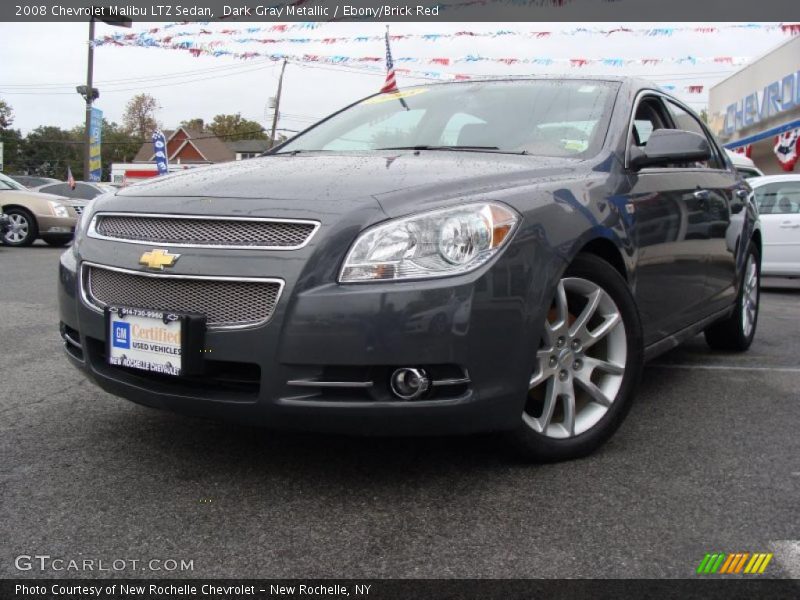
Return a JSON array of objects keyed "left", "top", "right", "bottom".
[
  {"left": 48, "top": 201, "right": 70, "bottom": 219},
  {"left": 74, "top": 199, "right": 96, "bottom": 234},
  {"left": 339, "top": 202, "right": 519, "bottom": 283}
]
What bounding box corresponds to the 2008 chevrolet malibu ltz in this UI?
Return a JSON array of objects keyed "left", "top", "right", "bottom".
[{"left": 58, "top": 78, "right": 761, "bottom": 461}]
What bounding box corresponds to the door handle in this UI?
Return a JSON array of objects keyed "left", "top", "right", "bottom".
[
  {"left": 779, "top": 224, "right": 800, "bottom": 229},
  {"left": 694, "top": 189, "right": 710, "bottom": 201}
]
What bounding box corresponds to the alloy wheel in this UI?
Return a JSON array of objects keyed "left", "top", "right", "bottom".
[
  {"left": 524, "top": 277, "right": 627, "bottom": 439},
  {"left": 741, "top": 254, "right": 758, "bottom": 338},
  {"left": 5, "top": 213, "right": 30, "bottom": 244}
]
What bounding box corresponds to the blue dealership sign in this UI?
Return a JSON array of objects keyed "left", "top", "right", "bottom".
[
  {"left": 88, "top": 107, "right": 103, "bottom": 182},
  {"left": 723, "top": 71, "right": 800, "bottom": 136},
  {"left": 152, "top": 130, "right": 169, "bottom": 176}
]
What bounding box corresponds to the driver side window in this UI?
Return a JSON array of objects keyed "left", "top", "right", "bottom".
[{"left": 630, "top": 97, "right": 669, "bottom": 150}]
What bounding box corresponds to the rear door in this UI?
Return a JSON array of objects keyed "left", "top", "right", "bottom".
[
  {"left": 662, "top": 99, "right": 741, "bottom": 313},
  {"left": 754, "top": 180, "right": 800, "bottom": 276}
]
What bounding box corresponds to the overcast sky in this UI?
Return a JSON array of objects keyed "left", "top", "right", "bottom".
[{"left": 0, "top": 21, "right": 789, "bottom": 135}]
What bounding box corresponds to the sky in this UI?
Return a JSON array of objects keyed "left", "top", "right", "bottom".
[{"left": 0, "top": 21, "right": 791, "bottom": 136}]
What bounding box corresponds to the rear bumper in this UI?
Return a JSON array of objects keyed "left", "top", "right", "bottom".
[{"left": 59, "top": 240, "right": 562, "bottom": 435}]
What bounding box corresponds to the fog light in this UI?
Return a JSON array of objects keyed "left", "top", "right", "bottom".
[{"left": 390, "top": 368, "right": 430, "bottom": 400}]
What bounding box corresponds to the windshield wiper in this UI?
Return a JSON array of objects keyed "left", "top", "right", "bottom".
[
  {"left": 270, "top": 149, "right": 325, "bottom": 155},
  {"left": 376, "top": 145, "right": 500, "bottom": 152}
]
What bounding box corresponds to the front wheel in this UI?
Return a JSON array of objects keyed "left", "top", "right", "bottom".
[
  {"left": 2, "top": 208, "right": 38, "bottom": 246},
  {"left": 704, "top": 241, "right": 760, "bottom": 351},
  {"left": 506, "top": 254, "right": 644, "bottom": 462}
]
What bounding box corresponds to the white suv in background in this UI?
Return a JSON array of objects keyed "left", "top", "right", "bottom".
[{"left": 726, "top": 149, "right": 764, "bottom": 179}]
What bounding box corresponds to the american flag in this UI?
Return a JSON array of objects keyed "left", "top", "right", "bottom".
[
  {"left": 380, "top": 27, "right": 398, "bottom": 93},
  {"left": 66, "top": 166, "right": 76, "bottom": 190}
]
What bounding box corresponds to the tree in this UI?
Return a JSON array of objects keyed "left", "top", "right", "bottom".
[
  {"left": 699, "top": 109, "right": 709, "bottom": 124},
  {"left": 99, "top": 120, "right": 141, "bottom": 181},
  {"left": 123, "top": 93, "right": 160, "bottom": 139},
  {"left": 207, "top": 113, "right": 267, "bottom": 141},
  {"left": 0, "top": 99, "right": 14, "bottom": 129},
  {"left": 179, "top": 118, "right": 205, "bottom": 132},
  {"left": 19, "top": 126, "right": 83, "bottom": 179}
]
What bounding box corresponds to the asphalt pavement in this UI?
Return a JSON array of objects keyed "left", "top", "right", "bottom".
[{"left": 1, "top": 244, "right": 798, "bottom": 579}]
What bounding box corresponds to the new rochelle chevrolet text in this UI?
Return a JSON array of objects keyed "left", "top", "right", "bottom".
[{"left": 59, "top": 78, "right": 761, "bottom": 461}]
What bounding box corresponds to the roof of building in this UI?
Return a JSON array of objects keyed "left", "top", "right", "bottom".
[
  {"left": 132, "top": 128, "right": 237, "bottom": 163},
  {"left": 227, "top": 139, "right": 271, "bottom": 153}
]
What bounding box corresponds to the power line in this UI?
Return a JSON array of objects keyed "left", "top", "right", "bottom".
[
  {"left": 0, "top": 62, "right": 282, "bottom": 96},
  {"left": 1, "top": 59, "right": 280, "bottom": 90}
]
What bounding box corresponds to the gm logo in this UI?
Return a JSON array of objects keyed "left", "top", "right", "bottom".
[{"left": 112, "top": 321, "right": 130, "bottom": 349}]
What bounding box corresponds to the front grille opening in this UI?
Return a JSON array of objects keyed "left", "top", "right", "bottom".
[
  {"left": 94, "top": 215, "right": 317, "bottom": 249},
  {"left": 87, "top": 338, "right": 261, "bottom": 398},
  {"left": 84, "top": 265, "right": 282, "bottom": 328},
  {"left": 286, "top": 364, "right": 470, "bottom": 402},
  {"left": 60, "top": 322, "right": 84, "bottom": 361}
]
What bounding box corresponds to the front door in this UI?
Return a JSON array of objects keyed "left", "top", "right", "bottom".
[{"left": 621, "top": 95, "right": 711, "bottom": 345}]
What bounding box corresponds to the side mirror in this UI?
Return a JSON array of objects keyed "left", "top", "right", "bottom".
[{"left": 629, "top": 129, "right": 711, "bottom": 170}]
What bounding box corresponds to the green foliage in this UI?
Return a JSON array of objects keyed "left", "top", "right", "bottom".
[
  {"left": 17, "top": 126, "right": 84, "bottom": 179},
  {"left": 207, "top": 113, "right": 267, "bottom": 141},
  {"left": 123, "top": 93, "right": 160, "bottom": 139},
  {"left": 179, "top": 118, "right": 205, "bottom": 132},
  {"left": 0, "top": 99, "right": 14, "bottom": 129}
]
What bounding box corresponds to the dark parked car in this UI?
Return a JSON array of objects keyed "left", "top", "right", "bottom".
[
  {"left": 8, "top": 175, "right": 61, "bottom": 189},
  {"left": 32, "top": 181, "right": 116, "bottom": 200},
  {"left": 0, "top": 212, "right": 10, "bottom": 240},
  {"left": 58, "top": 78, "right": 761, "bottom": 461}
]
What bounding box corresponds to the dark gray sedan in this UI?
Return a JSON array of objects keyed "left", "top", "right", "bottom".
[{"left": 58, "top": 78, "right": 761, "bottom": 461}]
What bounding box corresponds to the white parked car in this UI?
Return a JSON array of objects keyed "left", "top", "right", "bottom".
[
  {"left": 725, "top": 149, "right": 764, "bottom": 179},
  {"left": 749, "top": 174, "right": 800, "bottom": 277}
]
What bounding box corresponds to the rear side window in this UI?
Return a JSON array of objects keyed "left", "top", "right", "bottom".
[
  {"left": 40, "top": 183, "right": 71, "bottom": 196},
  {"left": 754, "top": 182, "right": 800, "bottom": 214}
]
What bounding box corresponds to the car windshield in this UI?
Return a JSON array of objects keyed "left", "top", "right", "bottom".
[
  {"left": 0, "top": 172, "right": 28, "bottom": 191},
  {"left": 277, "top": 80, "right": 619, "bottom": 158}
]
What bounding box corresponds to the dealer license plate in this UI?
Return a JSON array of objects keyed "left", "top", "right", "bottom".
[{"left": 107, "top": 306, "right": 184, "bottom": 376}]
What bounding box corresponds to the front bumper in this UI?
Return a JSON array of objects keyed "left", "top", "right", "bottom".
[
  {"left": 37, "top": 214, "right": 76, "bottom": 236},
  {"left": 59, "top": 232, "right": 562, "bottom": 435}
]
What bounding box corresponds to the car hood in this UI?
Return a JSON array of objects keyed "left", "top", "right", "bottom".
[
  {"left": 0, "top": 189, "right": 70, "bottom": 204},
  {"left": 112, "top": 151, "right": 585, "bottom": 215}
]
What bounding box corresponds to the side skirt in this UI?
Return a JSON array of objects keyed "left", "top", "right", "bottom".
[{"left": 643, "top": 306, "right": 735, "bottom": 362}]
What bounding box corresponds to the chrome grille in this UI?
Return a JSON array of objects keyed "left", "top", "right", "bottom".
[
  {"left": 92, "top": 214, "right": 317, "bottom": 249},
  {"left": 84, "top": 265, "right": 282, "bottom": 328}
]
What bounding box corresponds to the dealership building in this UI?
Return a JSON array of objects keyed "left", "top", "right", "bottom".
[{"left": 708, "top": 35, "right": 800, "bottom": 174}]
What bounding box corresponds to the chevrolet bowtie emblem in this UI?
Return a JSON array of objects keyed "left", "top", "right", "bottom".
[{"left": 139, "top": 249, "right": 180, "bottom": 270}]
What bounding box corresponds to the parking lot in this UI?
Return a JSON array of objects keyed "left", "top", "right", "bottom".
[{"left": 1, "top": 243, "right": 798, "bottom": 579}]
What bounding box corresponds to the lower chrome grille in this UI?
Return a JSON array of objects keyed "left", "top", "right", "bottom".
[{"left": 82, "top": 263, "right": 283, "bottom": 328}]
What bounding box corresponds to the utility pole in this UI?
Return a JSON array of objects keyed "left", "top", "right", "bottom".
[
  {"left": 269, "top": 60, "right": 288, "bottom": 148},
  {"left": 80, "top": 11, "right": 131, "bottom": 181},
  {"left": 83, "top": 18, "right": 95, "bottom": 181}
]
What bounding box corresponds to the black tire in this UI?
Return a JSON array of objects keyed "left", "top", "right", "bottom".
[
  {"left": 704, "top": 241, "right": 760, "bottom": 352},
  {"left": 2, "top": 208, "right": 38, "bottom": 246},
  {"left": 42, "top": 236, "right": 72, "bottom": 247},
  {"left": 506, "top": 253, "right": 644, "bottom": 462}
]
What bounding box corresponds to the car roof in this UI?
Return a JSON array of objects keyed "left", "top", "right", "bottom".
[
  {"left": 399, "top": 75, "right": 657, "bottom": 91},
  {"left": 747, "top": 174, "right": 800, "bottom": 186}
]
